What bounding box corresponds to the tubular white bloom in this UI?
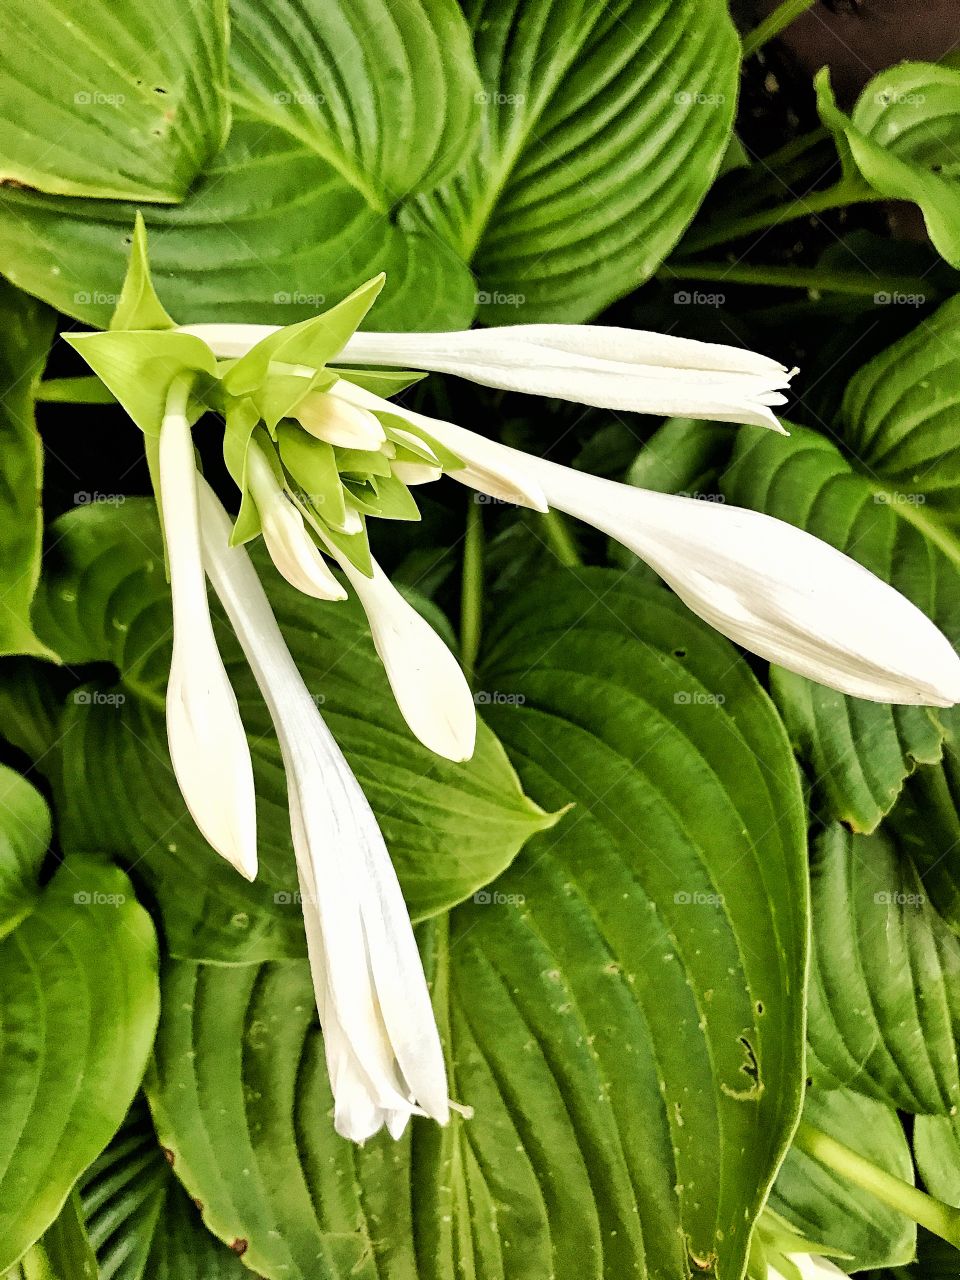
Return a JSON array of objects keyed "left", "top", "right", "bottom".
[
  {"left": 318, "top": 534, "right": 477, "bottom": 762},
  {"left": 180, "top": 321, "right": 793, "bottom": 431},
  {"left": 196, "top": 480, "right": 454, "bottom": 1142},
  {"left": 246, "top": 442, "right": 347, "bottom": 601},
  {"left": 770, "top": 1255, "right": 845, "bottom": 1280},
  {"left": 296, "top": 386, "right": 386, "bottom": 449},
  {"left": 158, "top": 378, "right": 258, "bottom": 880}
]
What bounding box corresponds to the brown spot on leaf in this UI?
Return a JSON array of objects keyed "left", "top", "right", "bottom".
[{"left": 230, "top": 1239, "right": 249, "bottom": 1256}]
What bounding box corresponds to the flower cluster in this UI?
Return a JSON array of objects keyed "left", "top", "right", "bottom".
[{"left": 69, "top": 218, "right": 960, "bottom": 1143}]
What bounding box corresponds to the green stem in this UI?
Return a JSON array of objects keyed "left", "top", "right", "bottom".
[
  {"left": 741, "top": 0, "right": 819, "bottom": 58},
  {"left": 539, "top": 509, "right": 583, "bottom": 568},
  {"left": 794, "top": 1122, "right": 960, "bottom": 1249},
  {"left": 36, "top": 376, "right": 117, "bottom": 404},
  {"left": 460, "top": 497, "right": 484, "bottom": 685},
  {"left": 677, "top": 177, "right": 878, "bottom": 257},
  {"left": 659, "top": 260, "right": 935, "bottom": 297}
]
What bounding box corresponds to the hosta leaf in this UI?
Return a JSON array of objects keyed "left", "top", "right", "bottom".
[
  {"left": 817, "top": 63, "right": 960, "bottom": 267},
  {"left": 0, "top": 280, "right": 56, "bottom": 659},
  {"left": 770, "top": 1087, "right": 915, "bottom": 1271},
  {"left": 722, "top": 317, "right": 960, "bottom": 833},
  {"left": 9, "top": 1193, "right": 98, "bottom": 1280},
  {"left": 886, "top": 737, "right": 960, "bottom": 935},
  {"left": 0, "top": 855, "right": 159, "bottom": 1272},
  {"left": 806, "top": 822, "right": 960, "bottom": 1115},
  {"left": 145, "top": 570, "right": 807, "bottom": 1280},
  {"left": 417, "top": 0, "right": 739, "bottom": 322},
  {"left": 0, "top": 765, "right": 50, "bottom": 939},
  {"left": 19, "top": 499, "right": 550, "bottom": 961},
  {"left": 0, "top": 0, "right": 229, "bottom": 201},
  {"left": 80, "top": 1098, "right": 248, "bottom": 1280}
]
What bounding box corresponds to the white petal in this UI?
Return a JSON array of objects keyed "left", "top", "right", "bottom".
[
  {"left": 197, "top": 482, "right": 452, "bottom": 1138},
  {"left": 297, "top": 389, "right": 386, "bottom": 449},
  {"left": 158, "top": 385, "right": 257, "bottom": 880},
  {"left": 323, "top": 545, "right": 477, "bottom": 762},
  {"left": 391, "top": 461, "right": 443, "bottom": 485},
  {"left": 783, "top": 1256, "right": 846, "bottom": 1280},
  {"left": 526, "top": 456, "right": 960, "bottom": 707},
  {"left": 246, "top": 443, "right": 346, "bottom": 601}
]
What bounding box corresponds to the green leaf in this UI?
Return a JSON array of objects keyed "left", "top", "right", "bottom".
[
  {"left": 110, "top": 215, "right": 175, "bottom": 332},
  {"left": 0, "top": 855, "right": 159, "bottom": 1272},
  {"left": 0, "top": 280, "right": 57, "bottom": 659},
  {"left": 80, "top": 1098, "right": 248, "bottom": 1280},
  {"left": 806, "top": 822, "right": 960, "bottom": 1115},
  {"left": 0, "top": 0, "right": 229, "bottom": 202},
  {"left": 722, "top": 381, "right": 959, "bottom": 833},
  {"left": 417, "top": 0, "right": 740, "bottom": 322},
  {"left": 886, "top": 736, "right": 960, "bottom": 934},
  {"left": 13, "top": 1193, "right": 99, "bottom": 1280},
  {"left": 817, "top": 63, "right": 960, "bottom": 267},
  {"left": 770, "top": 1087, "right": 916, "bottom": 1271},
  {"left": 0, "top": 765, "right": 50, "bottom": 939},
  {"left": 18, "top": 499, "right": 551, "bottom": 961},
  {"left": 145, "top": 570, "right": 807, "bottom": 1280}
]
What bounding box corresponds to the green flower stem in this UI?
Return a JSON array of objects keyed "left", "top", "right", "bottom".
[
  {"left": 794, "top": 1121, "right": 960, "bottom": 1249},
  {"left": 460, "top": 496, "right": 484, "bottom": 686},
  {"left": 36, "top": 376, "right": 117, "bottom": 404},
  {"left": 741, "top": 0, "right": 819, "bottom": 58},
  {"left": 540, "top": 509, "right": 583, "bottom": 568},
  {"left": 676, "top": 177, "right": 879, "bottom": 257},
  {"left": 658, "top": 261, "right": 936, "bottom": 297}
]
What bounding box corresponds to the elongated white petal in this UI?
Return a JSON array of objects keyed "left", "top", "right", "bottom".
[
  {"left": 246, "top": 443, "right": 346, "bottom": 601},
  {"left": 179, "top": 322, "right": 792, "bottom": 431},
  {"left": 197, "top": 481, "right": 453, "bottom": 1141},
  {"left": 158, "top": 382, "right": 257, "bottom": 879},
  {"left": 333, "top": 379, "right": 548, "bottom": 511},
  {"left": 318, "top": 538, "right": 477, "bottom": 761},
  {"left": 297, "top": 388, "right": 385, "bottom": 449},
  {"left": 413, "top": 424, "right": 960, "bottom": 707},
  {"left": 391, "top": 461, "right": 443, "bottom": 485}
]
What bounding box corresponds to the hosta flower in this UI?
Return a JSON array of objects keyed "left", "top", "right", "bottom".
[
  {"left": 196, "top": 481, "right": 454, "bottom": 1141},
  {"left": 770, "top": 1255, "right": 845, "bottom": 1280},
  {"left": 157, "top": 374, "right": 258, "bottom": 880}
]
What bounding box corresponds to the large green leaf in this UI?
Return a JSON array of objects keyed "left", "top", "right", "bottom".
[
  {"left": 0, "top": 0, "right": 229, "bottom": 202},
  {"left": 16, "top": 499, "right": 550, "bottom": 961},
  {"left": 769, "top": 1087, "right": 915, "bottom": 1271},
  {"left": 0, "top": 0, "right": 738, "bottom": 329},
  {"left": 0, "top": 280, "right": 56, "bottom": 658},
  {"left": 0, "top": 855, "right": 159, "bottom": 1272},
  {"left": 80, "top": 1098, "right": 247, "bottom": 1280},
  {"left": 144, "top": 570, "right": 807, "bottom": 1280},
  {"left": 0, "top": 764, "right": 50, "bottom": 938},
  {"left": 417, "top": 0, "right": 739, "bottom": 322},
  {"left": 818, "top": 62, "right": 960, "bottom": 267},
  {"left": 722, "top": 303, "right": 960, "bottom": 834},
  {"left": 886, "top": 737, "right": 960, "bottom": 935},
  {"left": 806, "top": 822, "right": 960, "bottom": 1116}
]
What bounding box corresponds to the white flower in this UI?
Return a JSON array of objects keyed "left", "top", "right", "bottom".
[
  {"left": 770, "top": 1255, "right": 846, "bottom": 1280},
  {"left": 157, "top": 375, "right": 258, "bottom": 880},
  {"left": 196, "top": 480, "right": 458, "bottom": 1141},
  {"left": 295, "top": 386, "right": 386, "bottom": 449},
  {"left": 246, "top": 440, "right": 347, "bottom": 602},
  {"left": 181, "top": 321, "right": 794, "bottom": 431},
  {"left": 317, "top": 532, "right": 477, "bottom": 763}
]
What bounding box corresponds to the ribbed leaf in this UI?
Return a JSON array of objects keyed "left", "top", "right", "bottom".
[
  {"left": 144, "top": 570, "right": 807, "bottom": 1280},
  {"left": 417, "top": 0, "right": 739, "bottom": 322},
  {"left": 0, "top": 856, "right": 159, "bottom": 1272},
  {"left": 723, "top": 312, "right": 960, "bottom": 834},
  {"left": 16, "top": 500, "right": 551, "bottom": 961},
  {"left": 769, "top": 1087, "right": 915, "bottom": 1270},
  {"left": 0, "top": 0, "right": 229, "bottom": 201},
  {"left": 0, "top": 765, "right": 50, "bottom": 939},
  {"left": 0, "top": 280, "right": 56, "bottom": 659},
  {"left": 806, "top": 822, "right": 960, "bottom": 1115}
]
